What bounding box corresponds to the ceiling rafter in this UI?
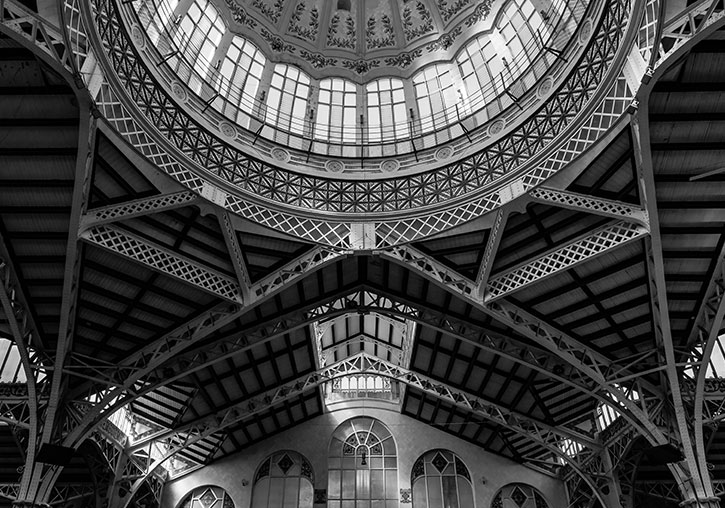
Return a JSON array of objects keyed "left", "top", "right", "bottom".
[
  {"left": 631, "top": 104, "right": 711, "bottom": 499},
  {"left": 32, "top": 110, "right": 97, "bottom": 504},
  {"left": 486, "top": 220, "right": 648, "bottom": 302},
  {"left": 215, "top": 210, "right": 252, "bottom": 303},
  {"left": 80, "top": 224, "right": 243, "bottom": 303},
  {"left": 78, "top": 190, "right": 199, "bottom": 232},
  {"left": 528, "top": 187, "right": 649, "bottom": 228},
  {"left": 476, "top": 209, "right": 507, "bottom": 300},
  {"left": 126, "top": 353, "right": 600, "bottom": 492}
]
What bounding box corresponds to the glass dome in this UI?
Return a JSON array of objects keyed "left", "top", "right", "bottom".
[{"left": 130, "top": 0, "right": 590, "bottom": 158}]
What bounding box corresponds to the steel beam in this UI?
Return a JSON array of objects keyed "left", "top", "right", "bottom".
[
  {"left": 0, "top": 259, "right": 41, "bottom": 499},
  {"left": 486, "top": 221, "right": 648, "bottom": 302},
  {"left": 80, "top": 224, "right": 244, "bottom": 303},
  {"left": 528, "top": 187, "right": 649, "bottom": 228},
  {"left": 216, "top": 210, "right": 252, "bottom": 303},
  {"left": 78, "top": 191, "right": 199, "bottom": 231},
  {"left": 476, "top": 209, "right": 507, "bottom": 300},
  {"left": 122, "top": 353, "right": 604, "bottom": 507},
  {"left": 0, "top": 0, "right": 75, "bottom": 74},
  {"left": 32, "top": 110, "right": 97, "bottom": 505},
  {"left": 631, "top": 96, "right": 712, "bottom": 502},
  {"left": 655, "top": 0, "right": 725, "bottom": 68}
]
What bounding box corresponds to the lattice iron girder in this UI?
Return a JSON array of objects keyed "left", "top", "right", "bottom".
[
  {"left": 528, "top": 187, "right": 649, "bottom": 228},
  {"left": 382, "top": 245, "right": 665, "bottom": 399},
  {"left": 654, "top": 0, "right": 725, "bottom": 69},
  {"left": 47, "top": 484, "right": 96, "bottom": 506},
  {"left": 30, "top": 110, "right": 97, "bottom": 505},
  {"left": 216, "top": 210, "right": 252, "bottom": 302},
  {"left": 0, "top": 396, "right": 32, "bottom": 429},
  {"left": 78, "top": 191, "right": 199, "bottom": 231},
  {"left": 0, "top": 0, "right": 75, "bottom": 74},
  {"left": 633, "top": 481, "right": 682, "bottom": 503},
  {"left": 485, "top": 221, "right": 649, "bottom": 302},
  {"left": 250, "top": 246, "right": 346, "bottom": 301},
  {"left": 687, "top": 253, "right": 725, "bottom": 489},
  {"left": 80, "top": 224, "right": 244, "bottom": 303},
  {"left": 61, "top": 246, "right": 344, "bottom": 457},
  {"left": 126, "top": 353, "right": 600, "bottom": 495},
  {"left": 475, "top": 209, "right": 507, "bottom": 299},
  {"left": 0, "top": 257, "right": 43, "bottom": 498},
  {"left": 0, "top": 484, "right": 19, "bottom": 502},
  {"left": 489, "top": 300, "right": 664, "bottom": 418},
  {"left": 0, "top": 233, "right": 47, "bottom": 358},
  {"left": 632, "top": 96, "right": 714, "bottom": 502}
]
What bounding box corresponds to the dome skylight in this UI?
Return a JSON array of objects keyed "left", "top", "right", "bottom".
[{"left": 131, "top": 0, "right": 589, "bottom": 157}]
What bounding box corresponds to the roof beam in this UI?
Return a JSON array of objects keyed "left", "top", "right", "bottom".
[
  {"left": 631, "top": 98, "right": 712, "bottom": 501},
  {"left": 31, "top": 110, "right": 97, "bottom": 504},
  {"left": 475, "top": 209, "right": 507, "bottom": 300},
  {"left": 125, "top": 353, "right": 600, "bottom": 496},
  {"left": 216, "top": 210, "right": 252, "bottom": 303},
  {"left": 528, "top": 187, "right": 649, "bottom": 228},
  {"left": 80, "top": 224, "right": 243, "bottom": 303},
  {"left": 78, "top": 191, "right": 199, "bottom": 231},
  {"left": 486, "top": 221, "right": 648, "bottom": 302}
]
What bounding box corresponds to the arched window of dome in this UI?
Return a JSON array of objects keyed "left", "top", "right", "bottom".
[
  {"left": 177, "top": 485, "right": 234, "bottom": 508},
  {"left": 266, "top": 64, "right": 311, "bottom": 137},
  {"left": 366, "top": 78, "right": 407, "bottom": 143},
  {"left": 328, "top": 417, "right": 398, "bottom": 508},
  {"left": 490, "top": 483, "right": 549, "bottom": 508},
  {"left": 456, "top": 34, "right": 504, "bottom": 120},
  {"left": 314, "top": 78, "right": 357, "bottom": 145},
  {"left": 217, "top": 36, "right": 266, "bottom": 128},
  {"left": 412, "top": 63, "right": 459, "bottom": 134},
  {"left": 170, "top": 0, "right": 226, "bottom": 92},
  {"left": 411, "top": 449, "right": 474, "bottom": 508},
  {"left": 251, "top": 451, "right": 314, "bottom": 508},
  {"left": 133, "top": 0, "right": 180, "bottom": 46}
]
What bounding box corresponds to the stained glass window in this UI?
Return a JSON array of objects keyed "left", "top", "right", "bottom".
[
  {"left": 179, "top": 486, "right": 234, "bottom": 508},
  {"left": 490, "top": 484, "right": 549, "bottom": 508},
  {"left": 328, "top": 417, "right": 398, "bottom": 508},
  {"left": 251, "top": 451, "right": 314, "bottom": 508},
  {"left": 411, "top": 450, "right": 474, "bottom": 508}
]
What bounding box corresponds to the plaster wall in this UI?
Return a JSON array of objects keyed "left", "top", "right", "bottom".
[{"left": 162, "top": 403, "right": 567, "bottom": 508}]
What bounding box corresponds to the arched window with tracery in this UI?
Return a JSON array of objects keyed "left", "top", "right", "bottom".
[
  {"left": 251, "top": 450, "right": 314, "bottom": 508},
  {"left": 178, "top": 486, "right": 234, "bottom": 508},
  {"left": 328, "top": 417, "right": 398, "bottom": 508},
  {"left": 491, "top": 483, "right": 549, "bottom": 508},
  {"left": 411, "top": 449, "right": 473, "bottom": 508}
]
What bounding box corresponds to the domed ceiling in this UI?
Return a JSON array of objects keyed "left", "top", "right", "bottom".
[{"left": 222, "top": 0, "right": 496, "bottom": 78}]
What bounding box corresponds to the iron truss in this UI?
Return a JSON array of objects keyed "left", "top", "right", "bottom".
[{"left": 115, "top": 353, "right": 606, "bottom": 507}]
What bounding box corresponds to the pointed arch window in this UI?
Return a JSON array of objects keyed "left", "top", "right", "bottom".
[
  {"left": 411, "top": 450, "right": 474, "bottom": 508},
  {"left": 328, "top": 417, "right": 398, "bottom": 508},
  {"left": 251, "top": 451, "right": 314, "bottom": 508}
]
